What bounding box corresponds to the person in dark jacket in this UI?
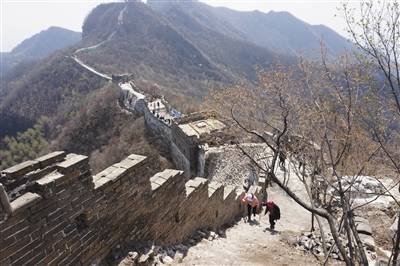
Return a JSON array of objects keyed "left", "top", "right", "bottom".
[{"left": 264, "top": 200, "right": 280, "bottom": 230}]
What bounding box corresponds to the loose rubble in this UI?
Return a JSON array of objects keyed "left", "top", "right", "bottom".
[
  {"left": 117, "top": 229, "right": 225, "bottom": 265},
  {"left": 296, "top": 227, "right": 379, "bottom": 264},
  {"left": 296, "top": 232, "right": 342, "bottom": 259}
]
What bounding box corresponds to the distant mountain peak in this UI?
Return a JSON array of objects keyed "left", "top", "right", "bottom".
[
  {"left": 1, "top": 26, "right": 81, "bottom": 76},
  {"left": 11, "top": 26, "right": 81, "bottom": 57}
]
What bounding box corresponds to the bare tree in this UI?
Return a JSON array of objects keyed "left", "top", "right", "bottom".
[
  {"left": 209, "top": 54, "right": 388, "bottom": 265},
  {"left": 343, "top": 1, "right": 400, "bottom": 264}
]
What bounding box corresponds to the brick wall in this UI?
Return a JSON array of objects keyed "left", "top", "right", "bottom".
[
  {"left": 0, "top": 152, "right": 260, "bottom": 265},
  {"left": 143, "top": 105, "right": 172, "bottom": 145}
]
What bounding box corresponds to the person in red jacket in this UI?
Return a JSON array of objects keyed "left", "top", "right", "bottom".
[
  {"left": 241, "top": 193, "right": 259, "bottom": 222},
  {"left": 264, "top": 200, "right": 280, "bottom": 230}
]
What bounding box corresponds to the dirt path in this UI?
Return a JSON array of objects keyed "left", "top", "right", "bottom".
[{"left": 179, "top": 185, "right": 320, "bottom": 266}]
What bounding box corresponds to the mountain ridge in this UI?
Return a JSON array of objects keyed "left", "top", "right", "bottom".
[
  {"left": 10, "top": 26, "right": 81, "bottom": 57},
  {"left": 1, "top": 26, "right": 81, "bottom": 75},
  {"left": 0, "top": 1, "right": 356, "bottom": 175},
  {"left": 148, "top": 0, "right": 352, "bottom": 57}
]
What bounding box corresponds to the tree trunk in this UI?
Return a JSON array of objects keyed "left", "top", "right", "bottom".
[
  {"left": 348, "top": 211, "right": 369, "bottom": 266},
  {"left": 269, "top": 171, "right": 353, "bottom": 265},
  {"left": 344, "top": 214, "right": 355, "bottom": 264},
  {"left": 392, "top": 210, "right": 400, "bottom": 266},
  {"left": 326, "top": 217, "right": 353, "bottom": 266}
]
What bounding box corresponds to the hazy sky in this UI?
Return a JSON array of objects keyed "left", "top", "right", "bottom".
[{"left": 1, "top": 0, "right": 356, "bottom": 52}]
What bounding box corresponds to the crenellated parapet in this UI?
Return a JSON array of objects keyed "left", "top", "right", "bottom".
[{"left": 0, "top": 152, "right": 259, "bottom": 265}]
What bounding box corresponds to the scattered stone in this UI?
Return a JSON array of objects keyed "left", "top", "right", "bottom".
[
  {"left": 138, "top": 254, "right": 149, "bottom": 264},
  {"left": 128, "top": 251, "right": 139, "bottom": 261},
  {"left": 304, "top": 239, "right": 313, "bottom": 250},
  {"left": 354, "top": 216, "right": 369, "bottom": 224},
  {"left": 118, "top": 257, "right": 134, "bottom": 266},
  {"left": 161, "top": 256, "right": 173, "bottom": 265},
  {"left": 138, "top": 248, "right": 155, "bottom": 264},
  {"left": 359, "top": 234, "right": 375, "bottom": 251},
  {"left": 356, "top": 222, "right": 373, "bottom": 236},
  {"left": 315, "top": 246, "right": 322, "bottom": 254},
  {"left": 209, "top": 231, "right": 219, "bottom": 240},
  {"left": 174, "top": 251, "right": 184, "bottom": 263}
]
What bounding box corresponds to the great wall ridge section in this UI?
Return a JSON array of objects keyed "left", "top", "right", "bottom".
[
  {"left": 0, "top": 15, "right": 268, "bottom": 263},
  {"left": 0, "top": 48, "right": 266, "bottom": 265},
  {"left": 0, "top": 150, "right": 262, "bottom": 265},
  {"left": 2, "top": 23, "right": 389, "bottom": 266}
]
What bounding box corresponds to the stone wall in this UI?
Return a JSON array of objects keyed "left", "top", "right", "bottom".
[
  {"left": 0, "top": 152, "right": 259, "bottom": 265},
  {"left": 143, "top": 105, "right": 172, "bottom": 145},
  {"left": 170, "top": 142, "right": 191, "bottom": 177},
  {"left": 119, "top": 81, "right": 234, "bottom": 179},
  {"left": 120, "top": 84, "right": 172, "bottom": 146}
]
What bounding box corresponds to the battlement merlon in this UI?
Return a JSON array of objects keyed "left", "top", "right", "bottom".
[
  {"left": 93, "top": 154, "right": 147, "bottom": 190},
  {"left": 0, "top": 183, "right": 42, "bottom": 216},
  {"left": 150, "top": 169, "right": 184, "bottom": 192},
  {"left": 185, "top": 177, "right": 208, "bottom": 197},
  {"left": 1, "top": 151, "right": 66, "bottom": 180}
]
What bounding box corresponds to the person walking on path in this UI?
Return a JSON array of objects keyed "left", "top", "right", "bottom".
[
  {"left": 263, "top": 200, "right": 280, "bottom": 230},
  {"left": 241, "top": 193, "right": 259, "bottom": 222}
]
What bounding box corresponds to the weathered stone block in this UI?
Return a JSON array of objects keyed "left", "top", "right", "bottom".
[
  {"left": 57, "top": 154, "right": 88, "bottom": 174},
  {"left": 0, "top": 235, "right": 31, "bottom": 259},
  {"left": 185, "top": 177, "right": 207, "bottom": 197},
  {"left": 10, "top": 192, "right": 42, "bottom": 215},
  {"left": 0, "top": 219, "right": 29, "bottom": 239},
  {"left": 35, "top": 151, "right": 66, "bottom": 168},
  {"left": 106, "top": 167, "right": 127, "bottom": 183},
  {"left": 93, "top": 165, "right": 127, "bottom": 190},
  {"left": 208, "top": 181, "right": 223, "bottom": 198},
  {"left": 36, "top": 171, "right": 65, "bottom": 186},
  {"left": 150, "top": 169, "right": 183, "bottom": 192},
  {"left": 223, "top": 185, "right": 237, "bottom": 200},
  {"left": 10, "top": 238, "right": 44, "bottom": 265},
  {"left": 354, "top": 216, "right": 369, "bottom": 225},
  {"left": 2, "top": 160, "right": 40, "bottom": 179},
  {"left": 355, "top": 221, "right": 373, "bottom": 236},
  {"left": 23, "top": 251, "right": 46, "bottom": 266},
  {"left": 114, "top": 154, "right": 147, "bottom": 172},
  {"left": 359, "top": 234, "right": 375, "bottom": 251}
]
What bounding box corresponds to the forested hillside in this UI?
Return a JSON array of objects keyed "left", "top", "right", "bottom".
[{"left": 0, "top": 1, "right": 352, "bottom": 171}]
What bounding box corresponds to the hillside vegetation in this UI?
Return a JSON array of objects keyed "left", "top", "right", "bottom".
[
  {"left": 52, "top": 84, "right": 172, "bottom": 173},
  {"left": 0, "top": 54, "right": 106, "bottom": 138},
  {"left": 0, "top": 118, "right": 49, "bottom": 169},
  {"left": 0, "top": 1, "right": 352, "bottom": 171}
]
